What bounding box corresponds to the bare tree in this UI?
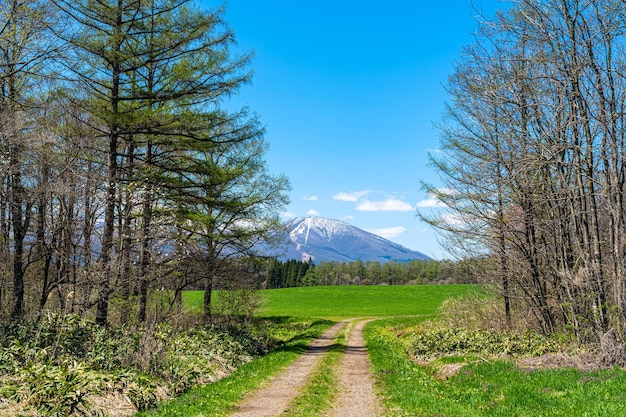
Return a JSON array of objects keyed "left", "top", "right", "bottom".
[{"left": 426, "top": 0, "right": 626, "bottom": 340}]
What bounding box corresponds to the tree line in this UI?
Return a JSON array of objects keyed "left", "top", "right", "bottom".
[
  {"left": 0, "top": 0, "right": 288, "bottom": 325},
  {"left": 425, "top": 0, "right": 626, "bottom": 342},
  {"left": 265, "top": 258, "right": 475, "bottom": 289}
]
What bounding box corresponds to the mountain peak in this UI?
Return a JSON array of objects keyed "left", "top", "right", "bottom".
[{"left": 278, "top": 216, "right": 429, "bottom": 263}]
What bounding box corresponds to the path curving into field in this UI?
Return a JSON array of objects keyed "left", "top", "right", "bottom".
[{"left": 229, "top": 318, "right": 385, "bottom": 417}]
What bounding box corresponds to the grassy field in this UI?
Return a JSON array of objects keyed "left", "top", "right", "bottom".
[
  {"left": 143, "top": 285, "right": 473, "bottom": 416},
  {"left": 365, "top": 317, "right": 626, "bottom": 416},
  {"left": 159, "top": 284, "right": 626, "bottom": 416},
  {"left": 183, "top": 284, "right": 474, "bottom": 318}
]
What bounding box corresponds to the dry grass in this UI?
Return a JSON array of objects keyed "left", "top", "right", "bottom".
[
  {"left": 437, "top": 289, "right": 538, "bottom": 333},
  {"left": 85, "top": 392, "right": 139, "bottom": 417},
  {"left": 435, "top": 289, "right": 626, "bottom": 372},
  {"left": 599, "top": 328, "right": 626, "bottom": 367},
  {"left": 433, "top": 362, "right": 467, "bottom": 380},
  {"left": 517, "top": 352, "right": 600, "bottom": 372}
]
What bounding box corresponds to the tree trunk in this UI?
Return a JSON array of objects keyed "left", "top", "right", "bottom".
[{"left": 95, "top": 0, "right": 123, "bottom": 326}]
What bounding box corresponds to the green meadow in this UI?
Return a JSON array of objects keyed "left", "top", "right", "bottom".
[
  {"left": 146, "top": 284, "right": 472, "bottom": 416},
  {"left": 365, "top": 317, "right": 626, "bottom": 417},
  {"left": 153, "top": 284, "right": 626, "bottom": 417},
  {"left": 183, "top": 284, "right": 473, "bottom": 318}
]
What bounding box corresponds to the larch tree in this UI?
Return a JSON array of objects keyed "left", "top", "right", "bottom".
[
  {"left": 170, "top": 128, "right": 289, "bottom": 321},
  {"left": 53, "top": 0, "right": 285, "bottom": 324}
]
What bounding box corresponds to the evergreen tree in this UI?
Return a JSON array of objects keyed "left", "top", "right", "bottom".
[{"left": 54, "top": 0, "right": 285, "bottom": 324}]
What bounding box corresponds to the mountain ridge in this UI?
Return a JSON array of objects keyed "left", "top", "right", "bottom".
[{"left": 275, "top": 216, "right": 430, "bottom": 264}]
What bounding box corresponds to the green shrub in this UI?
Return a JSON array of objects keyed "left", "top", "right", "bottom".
[
  {"left": 410, "top": 327, "right": 562, "bottom": 359},
  {"left": 0, "top": 313, "right": 279, "bottom": 416},
  {"left": 21, "top": 360, "right": 91, "bottom": 417}
]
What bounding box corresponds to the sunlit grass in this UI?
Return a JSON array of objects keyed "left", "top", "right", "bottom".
[
  {"left": 283, "top": 321, "right": 349, "bottom": 416},
  {"left": 183, "top": 284, "right": 475, "bottom": 319},
  {"left": 364, "top": 317, "right": 626, "bottom": 417},
  {"left": 147, "top": 286, "right": 626, "bottom": 416}
]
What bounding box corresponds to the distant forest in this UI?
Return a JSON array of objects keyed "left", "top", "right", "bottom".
[{"left": 264, "top": 258, "right": 476, "bottom": 289}]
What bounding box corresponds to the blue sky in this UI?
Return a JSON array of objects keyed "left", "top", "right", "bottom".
[{"left": 222, "top": 1, "right": 505, "bottom": 259}]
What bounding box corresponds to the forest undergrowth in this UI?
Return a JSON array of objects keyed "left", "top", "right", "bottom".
[{"left": 0, "top": 312, "right": 320, "bottom": 416}]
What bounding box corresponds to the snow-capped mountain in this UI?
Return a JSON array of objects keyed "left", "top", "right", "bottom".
[{"left": 276, "top": 217, "right": 430, "bottom": 263}]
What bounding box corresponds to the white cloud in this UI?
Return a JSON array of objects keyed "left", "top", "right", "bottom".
[
  {"left": 366, "top": 226, "right": 407, "bottom": 239},
  {"left": 342, "top": 215, "right": 354, "bottom": 221},
  {"left": 307, "top": 209, "right": 320, "bottom": 216},
  {"left": 416, "top": 188, "right": 456, "bottom": 208},
  {"left": 437, "top": 187, "right": 458, "bottom": 195},
  {"left": 282, "top": 210, "right": 296, "bottom": 219},
  {"left": 333, "top": 190, "right": 370, "bottom": 202},
  {"left": 302, "top": 195, "right": 318, "bottom": 201},
  {"left": 357, "top": 199, "right": 413, "bottom": 212},
  {"left": 440, "top": 212, "right": 466, "bottom": 226},
  {"left": 416, "top": 198, "right": 447, "bottom": 208}
]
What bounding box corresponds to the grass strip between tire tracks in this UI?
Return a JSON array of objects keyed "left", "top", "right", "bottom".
[{"left": 282, "top": 321, "right": 351, "bottom": 416}]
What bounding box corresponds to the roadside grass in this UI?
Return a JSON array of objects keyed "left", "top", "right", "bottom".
[
  {"left": 146, "top": 285, "right": 626, "bottom": 416},
  {"left": 183, "top": 284, "right": 475, "bottom": 318},
  {"left": 137, "top": 317, "right": 332, "bottom": 417},
  {"left": 282, "top": 321, "right": 350, "bottom": 416},
  {"left": 142, "top": 285, "right": 469, "bottom": 416},
  {"left": 364, "top": 317, "right": 626, "bottom": 416}
]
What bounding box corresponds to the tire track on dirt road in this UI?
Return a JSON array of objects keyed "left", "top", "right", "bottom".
[
  {"left": 328, "top": 319, "right": 385, "bottom": 417},
  {"left": 229, "top": 321, "right": 346, "bottom": 417},
  {"left": 229, "top": 318, "right": 385, "bottom": 417}
]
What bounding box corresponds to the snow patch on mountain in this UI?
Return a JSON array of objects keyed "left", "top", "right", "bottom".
[{"left": 278, "top": 216, "right": 430, "bottom": 263}]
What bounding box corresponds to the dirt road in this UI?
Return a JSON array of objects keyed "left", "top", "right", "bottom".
[
  {"left": 229, "top": 319, "right": 384, "bottom": 417},
  {"left": 328, "top": 319, "right": 384, "bottom": 417}
]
